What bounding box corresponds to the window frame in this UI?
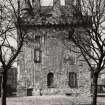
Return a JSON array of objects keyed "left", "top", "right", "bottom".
[
  {"left": 34, "top": 48, "right": 42, "bottom": 63},
  {"left": 68, "top": 72, "right": 78, "bottom": 88},
  {"left": 35, "top": 35, "right": 41, "bottom": 44}
]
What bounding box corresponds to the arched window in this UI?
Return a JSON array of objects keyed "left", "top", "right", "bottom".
[{"left": 47, "top": 72, "right": 54, "bottom": 88}]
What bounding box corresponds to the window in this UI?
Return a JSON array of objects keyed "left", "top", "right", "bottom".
[
  {"left": 47, "top": 72, "right": 54, "bottom": 88},
  {"left": 34, "top": 35, "right": 41, "bottom": 63},
  {"left": 35, "top": 36, "right": 40, "bottom": 43},
  {"left": 34, "top": 49, "right": 41, "bottom": 63},
  {"left": 40, "top": 0, "right": 53, "bottom": 6},
  {"left": 35, "top": 35, "right": 41, "bottom": 48},
  {"left": 68, "top": 72, "right": 77, "bottom": 88}
]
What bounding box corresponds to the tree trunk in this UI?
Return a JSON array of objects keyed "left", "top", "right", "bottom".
[
  {"left": 92, "top": 73, "right": 98, "bottom": 105},
  {"left": 1, "top": 69, "right": 7, "bottom": 105}
]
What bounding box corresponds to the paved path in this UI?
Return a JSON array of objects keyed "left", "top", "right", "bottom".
[{"left": 0, "top": 95, "right": 105, "bottom": 105}]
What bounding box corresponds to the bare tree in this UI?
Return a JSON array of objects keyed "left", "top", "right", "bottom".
[
  {"left": 66, "top": 0, "right": 105, "bottom": 105},
  {"left": 0, "top": 0, "right": 25, "bottom": 105}
]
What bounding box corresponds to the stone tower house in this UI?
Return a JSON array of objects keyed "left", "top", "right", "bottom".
[{"left": 17, "top": 0, "right": 91, "bottom": 96}]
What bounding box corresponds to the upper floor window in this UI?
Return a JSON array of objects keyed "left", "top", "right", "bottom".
[
  {"left": 35, "top": 36, "right": 40, "bottom": 43},
  {"left": 40, "top": 0, "right": 65, "bottom": 6},
  {"left": 35, "top": 35, "right": 41, "bottom": 48},
  {"left": 34, "top": 35, "right": 42, "bottom": 63},
  {"left": 34, "top": 49, "right": 42, "bottom": 63}
]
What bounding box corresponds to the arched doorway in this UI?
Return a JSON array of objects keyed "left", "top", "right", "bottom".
[{"left": 47, "top": 72, "right": 54, "bottom": 88}]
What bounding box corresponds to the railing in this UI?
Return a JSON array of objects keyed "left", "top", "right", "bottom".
[
  {"left": 91, "top": 85, "right": 105, "bottom": 96},
  {"left": 91, "top": 85, "right": 105, "bottom": 93},
  {"left": 97, "top": 85, "right": 105, "bottom": 93}
]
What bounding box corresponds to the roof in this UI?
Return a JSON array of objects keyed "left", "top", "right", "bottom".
[
  {"left": 19, "top": 1, "right": 92, "bottom": 29},
  {"left": 19, "top": 14, "right": 92, "bottom": 29}
]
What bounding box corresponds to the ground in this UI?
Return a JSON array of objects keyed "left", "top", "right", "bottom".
[{"left": 0, "top": 95, "right": 105, "bottom": 105}]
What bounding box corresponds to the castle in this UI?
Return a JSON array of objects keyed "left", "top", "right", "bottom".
[{"left": 17, "top": 0, "right": 91, "bottom": 96}]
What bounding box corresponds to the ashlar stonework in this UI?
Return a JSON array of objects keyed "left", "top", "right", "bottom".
[{"left": 17, "top": 0, "right": 91, "bottom": 97}]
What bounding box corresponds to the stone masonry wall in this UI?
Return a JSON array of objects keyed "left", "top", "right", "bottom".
[
  {"left": 17, "top": 28, "right": 91, "bottom": 96},
  {"left": 17, "top": 0, "right": 91, "bottom": 96}
]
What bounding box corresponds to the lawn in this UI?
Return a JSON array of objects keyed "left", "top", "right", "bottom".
[{"left": 0, "top": 95, "right": 105, "bottom": 105}]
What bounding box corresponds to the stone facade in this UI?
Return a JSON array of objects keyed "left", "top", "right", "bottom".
[{"left": 17, "top": 0, "right": 91, "bottom": 96}]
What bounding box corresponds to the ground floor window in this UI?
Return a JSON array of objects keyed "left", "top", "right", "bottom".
[
  {"left": 68, "top": 72, "right": 77, "bottom": 88},
  {"left": 47, "top": 72, "right": 54, "bottom": 88}
]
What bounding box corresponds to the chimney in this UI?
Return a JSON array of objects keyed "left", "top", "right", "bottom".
[
  {"left": 22, "top": 0, "right": 32, "bottom": 11},
  {"left": 53, "top": 0, "right": 61, "bottom": 17},
  {"left": 77, "top": 0, "right": 81, "bottom": 11},
  {"left": 32, "top": 0, "right": 40, "bottom": 13}
]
